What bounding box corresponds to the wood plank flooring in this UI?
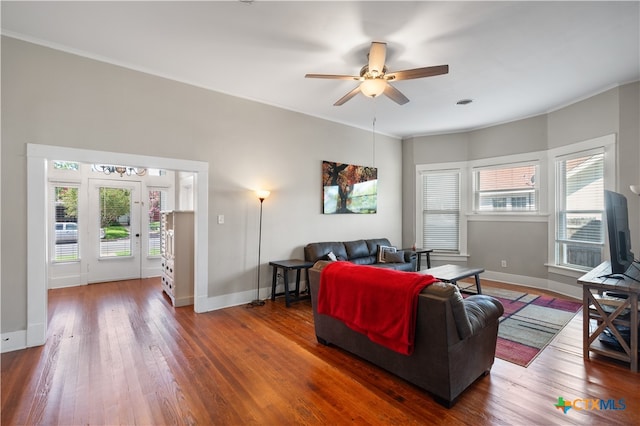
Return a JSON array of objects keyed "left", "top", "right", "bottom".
[{"left": 2, "top": 278, "right": 639, "bottom": 425}]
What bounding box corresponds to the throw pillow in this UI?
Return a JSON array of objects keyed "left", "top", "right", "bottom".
[
  {"left": 321, "top": 251, "right": 338, "bottom": 261},
  {"left": 377, "top": 245, "right": 397, "bottom": 263},
  {"left": 384, "top": 250, "right": 405, "bottom": 263}
]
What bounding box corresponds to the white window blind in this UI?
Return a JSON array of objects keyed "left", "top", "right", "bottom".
[
  {"left": 52, "top": 185, "right": 79, "bottom": 262},
  {"left": 474, "top": 162, "right": 538, "bottom": 212},
  {"left": 556, "top": 149, "right": 604, "bottom": 269},
  {"left": 422, "top": 171, "right": 460, "bottom": 252},
  {"left": 148, "top": 189, "right": 167, "bottom": 256}
]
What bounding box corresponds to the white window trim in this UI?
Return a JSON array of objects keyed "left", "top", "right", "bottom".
[
  {"left": 468, "top": 150, "right": 548, "bottom": 220},
  {"left": 49, "top": 182, "right": 82, "bottom": 264},
  {"left": 415, "top": 162, "right": 468, "bottom": 257},
  {"left": 546, "top": 133, "right": 617, "bottom": 277},
  {"left": 472, "top": 160, "right": 540, "bottom": 214}
]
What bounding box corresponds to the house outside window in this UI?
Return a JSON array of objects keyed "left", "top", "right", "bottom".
[
  {"left": 555, "top": 149, "right": 605, "bottom": 270},
  {"left": 473, "top": 162, "right": 539, "bottom": 212}
]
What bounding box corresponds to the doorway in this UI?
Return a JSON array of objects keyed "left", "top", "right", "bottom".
[{"left": 27, "top": 144, "right": 209, "bottom": 349}]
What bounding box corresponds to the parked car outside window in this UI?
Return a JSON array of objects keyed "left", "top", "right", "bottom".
[
  {"left": 55, "top": 222, "right": 77, "bottom": 243},
  {"left": 55, "top": 222, "right": 105, "bottom": 243}
]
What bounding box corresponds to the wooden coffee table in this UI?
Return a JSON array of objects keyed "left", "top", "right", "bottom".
[{"left": 421, "top": 264, "right": 484, "bottom": 294}]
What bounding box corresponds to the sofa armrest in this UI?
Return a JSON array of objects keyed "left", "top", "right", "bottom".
[
  {"left": 422, "top": 284, "right": 503, "bottom": 340},
  {"left": 403, "top": 250, "right": 417, "bottom": 263},
  {"left": 463, "top": 295, "right": 504, "bottom": 336}
]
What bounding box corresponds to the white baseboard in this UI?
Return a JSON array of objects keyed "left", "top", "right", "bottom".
[
  {"left": 1, "top": 330, "right": 27, "bottom": 353},
  {"left": 195, "top": 281, "right": 309, "bottom": 312},
  {"left": 482, "top": 270, "right": 582, "bottom": 300}
]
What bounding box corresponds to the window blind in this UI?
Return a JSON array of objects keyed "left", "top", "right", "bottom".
[
  {"left": 422, "top": 171, "right": 460, "bottom": 252},
  {"left": 556, "top": 150, "right": 604, "bottom": 269},
  {"left": 52, "top": 185, "right": 79, "bottom": 262}
]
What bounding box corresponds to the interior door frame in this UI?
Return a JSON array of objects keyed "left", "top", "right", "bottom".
[{"left": 27, "top": 144, "right": 209, "bottom": 348}]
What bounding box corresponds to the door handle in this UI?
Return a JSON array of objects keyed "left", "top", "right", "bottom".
[{"left": 135, "top": 233, "right": 140, "bottom": 237}]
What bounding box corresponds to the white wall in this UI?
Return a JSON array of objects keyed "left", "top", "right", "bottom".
[
  {"left": 402, "top": 83, "right": 639, "bottom": 295},
  {"left": 1, "top": 37, "right": 403, "bottom": 338}
]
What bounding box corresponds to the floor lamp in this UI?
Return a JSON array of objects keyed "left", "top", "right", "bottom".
[{"left": 250, "top": 190, "right": 270, "bottom": 306}]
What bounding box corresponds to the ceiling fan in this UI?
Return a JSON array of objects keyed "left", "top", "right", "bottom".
[{"left": 305, "top": 42, "right": 449, "bottom": 106}]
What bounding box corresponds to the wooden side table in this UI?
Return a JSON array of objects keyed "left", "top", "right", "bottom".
[
  {"left": 269, "top": 259, "right": 315, "bottom": 307},
  {"left": 578, "top": 261, "right": 640, "bottom": 372},
  {"left": 414, "top": 248, "right": 433, "bottom": 270}
]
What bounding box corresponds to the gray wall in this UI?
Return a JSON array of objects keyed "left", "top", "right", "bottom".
[
  {"left": 403, "top": 82, "right": 640, "bottom": 283},
  {"left": 1, "top": 37, "right": 404, "bottom": 333}
]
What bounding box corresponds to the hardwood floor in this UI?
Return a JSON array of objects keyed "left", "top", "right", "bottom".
[{"left": 2, "top": 278, "right": 639, "bottom": 425}]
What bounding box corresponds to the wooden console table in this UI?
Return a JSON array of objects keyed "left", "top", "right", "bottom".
[{"left": 578, "top": 261, "right": 640, "bottom": 372}]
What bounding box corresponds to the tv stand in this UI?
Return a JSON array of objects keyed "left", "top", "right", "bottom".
[
  {"left": 598, "top": 262, "right": 640, "bottom": 283},
  {"left": 579, "top": 261, "right": 639, "bottom": 372}
]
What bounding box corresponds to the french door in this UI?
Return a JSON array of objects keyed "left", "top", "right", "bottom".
[{"left": 87, "top": 179, "right": 141, "bottom": 283}]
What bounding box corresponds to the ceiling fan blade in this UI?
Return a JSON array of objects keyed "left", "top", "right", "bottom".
[
  {"left": 334, "top": 86, "right": 361, "bottom": 106},
  {"left": 383, "top": 84, "right": 409, "bottom": 105},
  {"left": 305, "top": 73, "right": 361, "bottom": 81},
  {"left": 368, "top": 42, "right": 387, "bottom": 76},
  {"left": 386, "top": 64, "right": 449, "bottom": 81}
]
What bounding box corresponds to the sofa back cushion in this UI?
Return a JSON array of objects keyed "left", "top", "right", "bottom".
[
  {"left": 366, "top": 238, "right": 393, "bottom": 257},
  {"left": 343, "top": 240, "right": 369, "bottom": 259},
  {"left": 304, "top": 242, "right": 348, "bottom": 262}
]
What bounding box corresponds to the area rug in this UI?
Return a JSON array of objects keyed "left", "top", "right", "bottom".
[{"left": 458, "top": 282, "right": 582, "bottom": 367}]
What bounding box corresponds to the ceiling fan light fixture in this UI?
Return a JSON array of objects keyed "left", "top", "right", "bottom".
[{"left": 360, "top": 78, "right": 386, "bottom": 98}]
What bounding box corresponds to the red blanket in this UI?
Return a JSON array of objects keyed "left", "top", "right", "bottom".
[{"left": 317, "top": 262, "right": 437, "bottom": 355}]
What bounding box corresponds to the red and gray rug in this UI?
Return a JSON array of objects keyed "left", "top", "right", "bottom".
[{"left": 459, "top": 283, "right": 582, "bottom": 367}]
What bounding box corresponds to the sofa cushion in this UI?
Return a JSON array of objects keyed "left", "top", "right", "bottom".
[
  {"left": 305, "top": 242, "right": 348, "bottom": 262},
  {"left": 367, "top": 238, "right": 393, "bottom": 256},
  {"left": 344, "top": 240, "right": 369, "bottom": 259}
]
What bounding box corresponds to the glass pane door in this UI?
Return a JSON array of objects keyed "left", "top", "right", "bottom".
[{"left": 98, "top": 187, "right": 132, "bottom": 257}]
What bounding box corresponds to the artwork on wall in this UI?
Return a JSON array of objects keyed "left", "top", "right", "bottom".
[{"left": 322, "top": 160, "right": 378, "bottom": 214}]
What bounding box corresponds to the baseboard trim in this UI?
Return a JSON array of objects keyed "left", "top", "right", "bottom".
[
  {"left": 1, "top": 330, "right": 27, "bottom": 353},
  {"left": 482, "top": 270, "right": 582, "bottom": 300}
]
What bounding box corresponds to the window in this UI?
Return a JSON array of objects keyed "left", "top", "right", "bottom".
[
  {"left": 421, "top": 170, "right": 460, "bottom": 252},
  {"left": 473, "top": 162, "right": 538, "bottom": 212},
  {"left": 52, "top": 185, "right": 79, "bottom": 262},
  {"left": 555, "top": 149, "right": 605, "bottom": 270},
  {"left": 98, "top": 187, "right": 132, "bottom": 257},
  {"left": 53, "top": 161, "right": 79, "bottom": 171},
  {"left": 148, "top": 189, "right": 167, "bottom": 256}
]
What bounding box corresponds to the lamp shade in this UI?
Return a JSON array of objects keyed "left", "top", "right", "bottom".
[
  {"left": 630, "top": 185, "right": 640, "bottom": 195},
  {"left": 256, "top": 190, "right": 271, "bottom": 200},
  {"left": 360, "top": 78, "right": 386, "bottom": 98}
]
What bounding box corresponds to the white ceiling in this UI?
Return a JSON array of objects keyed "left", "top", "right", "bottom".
[{"left": 2, "top": 1, "right": 639, "bottom": 138}]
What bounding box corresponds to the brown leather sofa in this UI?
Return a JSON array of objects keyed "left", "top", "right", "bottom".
[
  {"left": 308, "top": 261, "right": 504, "bottom": 407},
  {"left": 304, "top": 238, "right": 416, "bottom": 272}
]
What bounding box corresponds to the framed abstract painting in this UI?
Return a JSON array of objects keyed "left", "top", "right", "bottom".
[{"left": 322, "top": 160, "right": 378, "bottom": 214}]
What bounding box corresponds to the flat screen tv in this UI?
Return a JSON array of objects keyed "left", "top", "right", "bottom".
[{"left": 604, "top": 190, "right": 634, "bottom": 275}]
